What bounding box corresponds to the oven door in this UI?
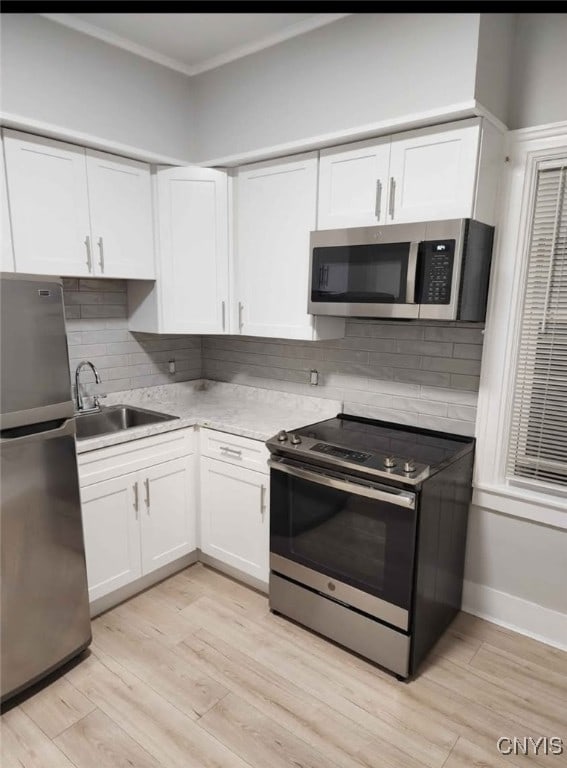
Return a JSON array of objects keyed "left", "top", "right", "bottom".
[
  {"left": 269, "top": 459, "right": 417, "bottom": 631},
  {"left": 309, "top": 223, "right": 425, "bottom": 319}
]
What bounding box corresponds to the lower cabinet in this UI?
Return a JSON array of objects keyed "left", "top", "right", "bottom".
[
  {"left": 140, "top": 456, "right": 196, "bottom": 573},
  {"left": 200, "top": 456, "right": 269, "bottom": 584},
  {"left": 78, "top": 429, "right": 197, "bottom": 603},
  {"left": 80, "top": 472, "right": 142, "bottom": 602},
  {"left": 79, "top": 424, "right": 270, "bottom": 604}
]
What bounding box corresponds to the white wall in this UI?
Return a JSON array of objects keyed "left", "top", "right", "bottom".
[
  {"left": 0, "top": 14, "right": 195, "bottom": 161},
  {"left": 465, "top": 508, "right": 567, "bottom": 614},
  {"left": 474, "top": 13, "right": 516, "bottom": 124},
  {"left": 191, "top": 13, "right": 480, "bottom": 163},
  {"left": 508, "top": 13, "right": 567, "bottom": 129}
]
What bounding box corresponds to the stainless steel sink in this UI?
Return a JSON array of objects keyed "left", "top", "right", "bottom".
[{"left": 75, "top": 405, "right": 178, "bottom": 440}]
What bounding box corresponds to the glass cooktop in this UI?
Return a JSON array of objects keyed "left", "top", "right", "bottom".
[{"left": 295, "top": 414, "right": 471, "bottom": 470}]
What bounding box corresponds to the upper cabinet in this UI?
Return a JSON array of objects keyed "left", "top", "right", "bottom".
[
  {"left": 318, "top": 137, "right": 391, "bottom": 229},
  {"left": 234, "top": 153, "right": 344, "bottom": 340},
  {"left": 128, "top": 165, "right": 229, "bottom": 334},
  {"left": 1, "top": 140, "right": 14, "bottom": 272},
  {"left": 387, "top": 120, "right": 479, "bottom": 223},
  {"left": 3, "top": 130, "right": 155, "bottom": 279},
  {"left": 317, "top": 118, "right": 502, "bottom": 229},
  {"left": 85, "top": 150, "right": 154, "bottom": 279},
  {"left": 3, "top": 130, "right": 93, "bottom": 276}
]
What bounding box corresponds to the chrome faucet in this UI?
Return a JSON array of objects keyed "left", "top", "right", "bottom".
[{"left": 74, "top": 360, "right": 105, "bottom": 413}]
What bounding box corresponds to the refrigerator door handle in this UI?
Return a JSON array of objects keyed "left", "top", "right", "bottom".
[{"left": 0, "top": 418, "right": 75, "bottom": 445}]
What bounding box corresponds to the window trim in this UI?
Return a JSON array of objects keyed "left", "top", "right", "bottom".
[{"left": 473, "top": 121, "right": 567, "bottom": 529}]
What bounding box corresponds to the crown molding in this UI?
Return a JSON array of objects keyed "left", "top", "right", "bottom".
[
  {"left": 0, "top": 112, "right": 192, "bottom": 166},
  {"left": 41, "top": 13, "right": 351, "bottom": 78}
]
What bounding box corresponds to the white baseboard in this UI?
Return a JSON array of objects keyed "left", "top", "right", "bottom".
[{"left": 462, "top": 580, "right": 567, "bottom": 652}]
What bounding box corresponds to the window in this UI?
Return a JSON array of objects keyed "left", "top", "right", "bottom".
[{"left": 507, "top": 163, "right": 567, "bottom": 489}]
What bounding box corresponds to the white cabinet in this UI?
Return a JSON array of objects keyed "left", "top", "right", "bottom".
[
  {"left": 1, "top": 139, "right": 14, "bottom": 271},
  {"left": 3, "top": 130, "right": 155, "bottom": 279},
  {"left": 200, "top": 456, "right": 269, "bottom": 584},
  {"left": 141, "top": 455, "right": 196, "bottom": 574},
  {"left": 234, "top": 152, "right": 344, "bottom": 340},
  {"left": 318, "top": 137, "right": 391, "bottom": 229},
  {"left": 3, "top": 130, "right": 92, "bottom": 276},
  {"left": 80, "top": 473, "right": 142, "bottom": 602},
  {"left": 316, "top": 118, "right": 502, "bottom": 229},
  {"left": 387, "top": 120, "right": 480, "bottom": 224},
  {"left": 85, "top": 150, "right": 154, "bottom": 279},
  {"left": 129, "top": 166, "right": 229, "bottom": 334},
  {"left": 78, "top": 429, "right": 196, "bottom": 603}
]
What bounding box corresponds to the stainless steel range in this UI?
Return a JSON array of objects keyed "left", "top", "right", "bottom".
[{"left": 266, "top": 414, "right": 474, "bottom": 679}]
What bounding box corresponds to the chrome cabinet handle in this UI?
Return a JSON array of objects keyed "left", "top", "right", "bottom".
[
  {"left": 238, "top": 301, "right": 244, "bottom": 332},
  {"left": 260, "top": 484, "right": 267, "bottom": 518},
  {"left": 375, "top": 179, "right": 382, "bottom": 220},
  {"left": 221, "top": 300, "right": 226, "bottom": 331},
  {"left": 388, "top": 177, "right": 396, "bottom": 219},
  {"left": 220, "top": 445, "right": 242, "bottom": 457},
  {"left": 133, "top": 482, "right": 139, "bottom": 519},
  {"left": 144, "top": 477, "right": 150, "bottom": 512},
  {"left": 85, "top": 235, "right": 92, "bottom": 272},
  {"left": 97, "top": 236, "right": 105, "bottom": 273}
]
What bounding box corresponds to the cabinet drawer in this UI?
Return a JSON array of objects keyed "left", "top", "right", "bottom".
[
  {"left": 200, "top": 428, "right": 269, "bottom": 474},
  {"left": 78, "top": 426, "right": 195, "bottom": 486}
]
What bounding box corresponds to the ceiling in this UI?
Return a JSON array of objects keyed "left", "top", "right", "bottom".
[{"left": 42, "top": 13, "right": 350, "bottom": 77}]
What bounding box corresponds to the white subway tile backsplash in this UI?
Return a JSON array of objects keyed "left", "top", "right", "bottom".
[
  {"left": 81, "top": 304, "right": 127, "bottom": 319},
  {"left": 453, "top": 343, "right": 483, "bottom": 360},
  {"left": 447, "top": 403, "right": 477, "bottom": 421},
  {"left": 424, "top": 326, "right": 484, "bottom": 344},
  {"left": 390, "top": 396, "right": 448, "bottom": 417},
  {"left": 202, "top": 318, "right": 484, "bottom": 434},
  {"left": 64, "top": 279, "right": 201, "bottom": 395},
  {"left": 65, "top": 282, "right": 483, "bottom": 435}
]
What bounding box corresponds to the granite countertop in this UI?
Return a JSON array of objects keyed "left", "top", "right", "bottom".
[{"left": 75, "top": 379, "right": 343, "bottom": 454}]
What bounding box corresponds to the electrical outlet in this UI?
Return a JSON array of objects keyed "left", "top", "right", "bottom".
[
  {"left": 168, "top": 359, "right": 176, "bottom": 374},
  {"left": 310, "top": 369, "right": 319, "bottom": 386}
]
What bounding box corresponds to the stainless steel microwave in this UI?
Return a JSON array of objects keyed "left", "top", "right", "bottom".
[{"left": 309, "top": 219, "right": 494, "bottom": 321}]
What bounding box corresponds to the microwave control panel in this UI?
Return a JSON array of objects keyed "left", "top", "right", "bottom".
[{"left": 419, "top": 240, "right": 455, "bottom": 304}]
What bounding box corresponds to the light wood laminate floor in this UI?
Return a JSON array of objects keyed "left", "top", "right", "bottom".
[{"left": 2, "top": 563, "right": 566, "bottom": 768}]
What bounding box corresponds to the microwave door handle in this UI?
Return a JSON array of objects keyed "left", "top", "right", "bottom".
[
  {"left": 406, "top": 241, "right": 419, "bottom": 304},
  {"left": 268, "top": 460, "right": 415, "bottom": 509}
]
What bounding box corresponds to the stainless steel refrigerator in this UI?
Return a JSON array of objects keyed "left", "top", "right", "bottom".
[{"left": 1, "top": 273, "right": 91, "bottom": 703}]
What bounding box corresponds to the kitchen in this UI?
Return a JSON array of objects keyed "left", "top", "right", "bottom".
[{"left": 1, "top": 10, "right": 566, "bottom": 767}]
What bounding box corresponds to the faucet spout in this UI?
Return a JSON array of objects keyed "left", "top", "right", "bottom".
[{"left": 75, "top": 360, "right": 102, "bottom": 412}]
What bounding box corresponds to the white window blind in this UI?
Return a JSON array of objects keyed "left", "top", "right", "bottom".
[{"left": 507, "top": 162, "right": 567, "bottom": 489}]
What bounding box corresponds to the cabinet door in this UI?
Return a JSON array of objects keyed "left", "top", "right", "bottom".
[
  {"left": 86, "top": 149, "right": 155, "bottom": 279},
  {"left": 156, "top": 166, "right": 228, "bottom": 332},
  {"left": 235, "top": 152, "right": 319, "bottom": 340},
  {"left": 3, "top": 130, "right": 92, "bottom": 276},
  {"left": 140, "top": 456, "right": 196, "bottom": 575},
  {"left": 200, "top": 457, "right": 269, "bottom": 583},
  {"left": 1, "top": 139, "right": 14, "bottom": 271},
  {"left": 387, "top": 119, "right": 480, "bottom": 224},
  {"left": 80, "top": 473, "right": 141, "bottom": 601},
  {"left": 318, "top": 137, "right": 391, "bottom": 229}
]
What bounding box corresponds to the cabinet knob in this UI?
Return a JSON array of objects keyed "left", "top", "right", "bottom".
[
  {"left": 290, "top": 434, "right": 302, "bottom": 445},
  {"left": 383, "top": 456, "right": 396, "bottom": 468},
  {"left": 277, "top": 430, "right": 288, "bottom": 442}
]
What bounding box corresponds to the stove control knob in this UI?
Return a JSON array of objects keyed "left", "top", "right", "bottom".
[
  {"left": 277, "top": 430, "right": 288, "bottom": 442},
  {"left": 403, "top": 459, "right": 416, "bottom": 474},
  {"left": 290, "top": 434, "right": 302, "bottom": 445},
  {"left": 383, "top": 456, "right": 396, "bottom": 468}
]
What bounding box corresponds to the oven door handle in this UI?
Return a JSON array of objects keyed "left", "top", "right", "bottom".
[
  {"left": 268, "top": 460, "right": 415, "bottom": 509},
  {"left": 406, "top": 241, "right": 419, "bottom": 304}
]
